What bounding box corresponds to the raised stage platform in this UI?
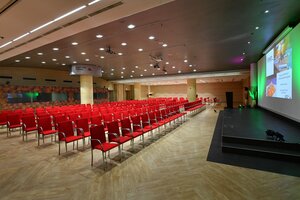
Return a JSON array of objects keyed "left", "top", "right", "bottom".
[{"left": 221, "top": 108, "right": 300, "bottom": 162}]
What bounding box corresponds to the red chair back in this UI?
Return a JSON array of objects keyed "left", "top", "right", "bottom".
[
  {"left": 120, "top": 118, "right": 131, "bottom": 136},
  {"left": 90, "top": 125, "right": 107, "bottom": 149},
  {"left": 76, "top": 118, "right": 89, "bottom": 132},
  {"left": 22, "top": 115, "right": 37, "bottom": 129},
  {"left": 58, "top": 121, "right": 74, "bottom": 140},
  {"left": 0, "top": 113, "right": 7, "bottom": 125},
  {"left": 38, "top": 116, "right": 53, "bottom": 132},
  {"left": 7, "top": 114, "right": 21, "bottom": 126},
  {"left": 107, "top": 121, "right": 120, "bottom": 137}
]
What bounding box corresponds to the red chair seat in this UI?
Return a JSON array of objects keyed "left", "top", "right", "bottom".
[
  {"left": 24, "top": 127, "right": 37, "bottom": 132},
  {"left": 94, "top": 142, "right": 118, "bottom": 152},
  {"left": 111, "top": 136, "right": 131, "bottom": 144},
  {"left": 124, "top": 131, "right": 143, "bottom": 138},
  {"left": 42, "top": 130, "right": 57, "bottom": 135},
  {"left": 83, "top": 131, "right": 91, "bottom": 137},
  {"left": 61, "top": 135, "right": 83, "bottom": 143},
  {"left": 9, "top": 124, "right": 22, "bottom": 129},
  {"left": 0, "top": 122, "right": 6, "bottom": 126}
]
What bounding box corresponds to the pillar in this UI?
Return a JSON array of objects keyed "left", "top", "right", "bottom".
[
  {"left": 80, "top": 75, "right": 93, "bottom": 105},
  {"left": 187, "top": 78, "right": 196, "bottom": 102},
  {"left": 116, "top": 84, "right": 125, "bottom": 101},
  {"left": 134, "top": 83, "right": 141, "bottom": 100}
]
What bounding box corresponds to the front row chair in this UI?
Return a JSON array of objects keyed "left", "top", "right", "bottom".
[
  {"left": 90, "top": 125, "right": 119, "bottom": 167},
  {"left": 7, "top": 113, "right": 22, "bottom": 137},
  {"left": 37, "top": 116, "right": 58, "bottom": 146},
  {"left": 22, "top": 115, "right": 38, "bottom": 141},
  {"left": 58, "top": 120, "right": 83, "bottom": 155}
]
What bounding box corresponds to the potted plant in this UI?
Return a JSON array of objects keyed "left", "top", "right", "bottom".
[{"left": 248, "top": 87, "right": 257, "bottom": 108}]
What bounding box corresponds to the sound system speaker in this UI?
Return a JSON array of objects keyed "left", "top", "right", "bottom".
[{"left": 226, "top": 92, "right": 233, "bottom": 108}]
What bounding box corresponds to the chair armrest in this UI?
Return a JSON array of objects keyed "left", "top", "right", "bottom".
[
  {"left": 108, "top": 132, "right": 120, "bottom": 142},
  {"left": 90, "top": 138, "right": 104, "bottom": 149},
  {"left": 23, "top": 123, "right": 27, "bottom": 129},
  {"left": 132, "top": 124, "right": 141, "bottom": 128},
  {"left": 76, "top": 128, "right": 84, "bottom": 136},
  {"left": 122, "top": 128, "right": 133, "bottom": 137},
  {"left": 38, "top": 126, "right": 44, "bottom": 134},
  {"left": 58, "top": 132, "right": 66, "bottom": 140}
]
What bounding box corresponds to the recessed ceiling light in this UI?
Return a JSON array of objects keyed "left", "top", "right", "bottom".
[
  {"left": 255, "top": 26, "right": 259, "bottom": 30},
  {"left": 248, "top": 41, "right": 251, "bottom": 44},
  {"left": 138, "top": 48, "right": 143, "bottom": 52},
  {"left": 52, "top": 58, "right": 57, "bottom": 61},
  {"left": 157, "top": 68, "right": 160, "bottom": 70},
  {"left": 110, "top": 73, "right": 114, "bottom": 75},
  {"left": 184, "top": 59, "right": 188, "bottom": 63},
  {"left": 132, "top": 70, "right": 135, "bottom": 73},
  {"left": 122, "top": 67, "right": 126, "bottom": 70},
  {"left": 152, "top": 73, "right": 155, "bottom": 76},
  {"left": 121, "top": 71, "right": 124, "bottom": 74},
  {"left": 144, "top": 69, "right": 147, "bottom": 72},
  {"left": 189, "top": 64, "right": 192, "bottom": 67},
  {"left": 172, "top": 66, "right": 176, "bottom": 69},
  {"left": 127, "top": 24, "right": 135, "bottom": 29},
  {"left": 121, "top": 76, "right": 124, "bottom": 79},
  {"left": 193, "top": 69, "right": 197, "bottom": 72},
  {"left": 25, "top": 56, "right": 30, "bottom": 59},
  {"left": 99, "top": 48, "right": 105, "bottom": 51},
  {"left": 135, "top": 66, "right": 138, "bottom": 68},
  {"left": 118, "top": 52, "right": 123, "bottom": 56},
  {"left": 111, "top": 69, "right": 114, "bottom": 71},
  {"left": 81, "top": 52, "right": 86, "bottom": 55},
  {"left": 150, "top": 64, "right": 153, "bottom": 67},
  {"left": 72, "top": 42, "right": 78, "bottom": 45},
  {"left": 140, "top": 74, "right": 143, "bottom": 77},
  {"left": 121, "top": 42, "right": 127, "bottom": 46},
  {"left": 164, "top": 72, "right": 168, "bottom": 74},
  {"left": 15, "top": 59, "right": 20, "bottom": 62},
  {"left": 130, "top": 75, "right": 133, "bottom": 78},
  {"left": 241, "top": 58, "right": 244, "bottom": 61},
  {"left": 96, "top": 34, "right": 103, "bottom": 38},
  {"left": 165, "top": 62, "right": 169, "bottom": 65},
  {"left": 265, "top": 10, "right": 269, "bottom": 14},
  {"left": 73, "top": 61, "right": 77, "bottom": 64},
  {"left": 41, "top": 61, "right": 46, "bottom": 64},
  {"left": 178, "top": 70, "right": 181, "bottom": 73},
  {"left": 100, "top": 56, "right": 105, "bottom": 59},
  {"left": 53, "top": 47, "right": 59, "bottom": 51},
  {"left": 37, "top": 52, "right": 43, "bottom": 55},
  {"left": 162, "top": 43, "right": 168, "bottom": 47},
  {"left": 243, "top": 52, "right": 246, "bottom": 55},
  {"left": 65, "top": 55, "right": 70, "bottom": 58},
  {"left": 85, "top": 58, "right": 90, "bottom": 61},
  {"left": 148, "top": 36, "right": 155, "bottom": 40},
  {"left": 101, "top": 70, "right": 104, "bottom": 73},
  {"left": 62, "top": 63, "right": 66, "bottom": 66}
]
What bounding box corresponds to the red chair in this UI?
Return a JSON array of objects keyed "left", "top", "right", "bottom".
[
  {"left": 90, "top": 125, "right": 119, "bottom": 167},
  {"left": 141, "top": 113, "right": 155, "bottom": 134},
  {"left": 131, "top": 115, "right": 145, "bottom": 147},
  {"left": 113, "top": 112, "right": 122, "bottom": 121},
  {"left": 58, "top": 120, "right": 84, "bottom": 155},
  {"left": 75, "top": 118, "right": 91, "bottom": 146},
  {"left": 7, "top": 113, "right": 22, "bottom": 137},
  {"left": 37, "top": 116, "right": 58, "bottom": 146},
  {"left": 107, "top": 121, "right": 131, "bottom": 156},
  {"left": 53, "top": 115, "right": 68, "bottom": 129},
  {"left": 22, "top": 115, "right": 38, "bottom": 141},
  {"left": 120, "top": 118, "right": 143, "bottom": 149},
  {"left": 68, "top": 113, "right": 80, "bottom": 122}
]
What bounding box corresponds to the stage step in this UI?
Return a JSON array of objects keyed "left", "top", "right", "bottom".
[{"left": 222, "top": 142, "right": 300, "bottom": 162}]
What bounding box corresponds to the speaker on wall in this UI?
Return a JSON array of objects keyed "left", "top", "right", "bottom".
[{"left": 226, "top": 92, "right": 233, "bottom": 108}]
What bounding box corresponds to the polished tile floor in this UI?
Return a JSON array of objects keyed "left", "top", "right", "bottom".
[{"left": 0, "top": 105, "right": 299, "bottom": 200}]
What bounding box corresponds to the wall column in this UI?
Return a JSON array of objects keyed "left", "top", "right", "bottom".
[
  {"left": 80, "top": 75, "right": 93, "bottom": 105},
  {"left": 116, "top": 84, "right": 125, "bottom": 101},
  {"left": 134, "top": 83, "right": 141, "bottom": 100},
  {"left": 187, "top": 78, "right": 196, "bottom": 102}
]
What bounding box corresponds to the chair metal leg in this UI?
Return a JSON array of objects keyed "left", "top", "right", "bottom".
[
  {"left": 59, "top": 141, "right": 61, "bottom": 155},
  {"left": 38, "top": 134, "right": 40, "bottom": 146},
  {"left": 91, "top": 149, "right": 93, "bottom": 166},
  {"left": 43, "top": 135, "right": 45, "bottom": 143},
  {"left": 65, "top": 142, "right": 68, "bottom": 153}
]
